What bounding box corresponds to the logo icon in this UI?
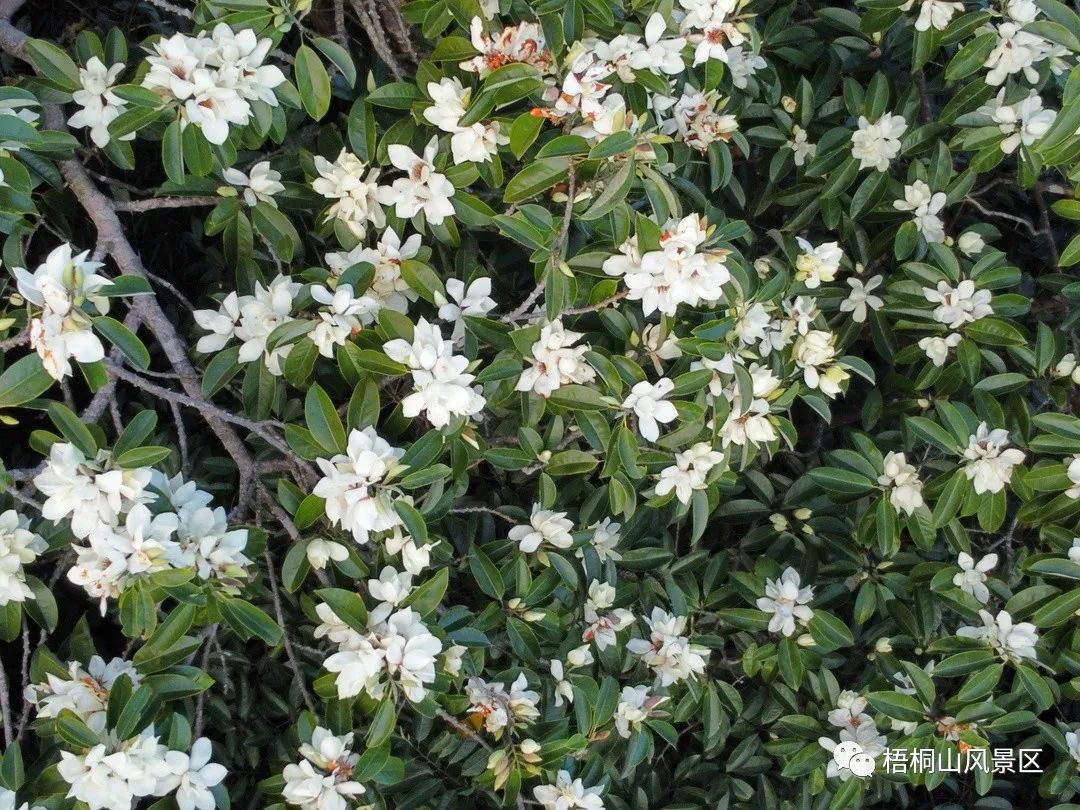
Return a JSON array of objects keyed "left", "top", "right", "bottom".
[{"left": 832, "top": 741, "right": 876, "bottom": 777}]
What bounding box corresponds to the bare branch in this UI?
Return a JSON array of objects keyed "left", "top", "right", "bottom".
[{"left": 113, "top": 196, "right": 218, "bottom": 212}]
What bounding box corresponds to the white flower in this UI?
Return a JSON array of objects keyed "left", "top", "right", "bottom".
[
  {"left": 14, "top": 241, "right": 109, "bottom": 316},
  {"left": 793, "top": 330, "right": 849, "bottom": 398},
  {"left": 957, "top": 231, "right": 985, "bottom": 256},
  {"left": 460, "top": 18, "right": 553, "bottom": 78},
  {"left": 923, "top": 279, "right": 992, "bottom": 329},
  {"left": 878, "top": 451, "right": 924, "bottom": 515},
  {"left": 626, "top": 607, "right": 709, "bottom": 685},
  {"left": 222, "top": 161, "right": 284, "bottom": 206},
  {"left": 851, "top": 112, "right": 908, "bottom": 171},
  {"left": 159, "top": 738, "right": 227, "bottom": 810},
  {"left": 655, "top": 88, "right": 738, "bottom": 153},
  {"left": 423, "top": 77, "right": 469, "bottom": 131},
  {"left": 840, "top": 276, "right": 884, "bottom": 323},
  {"left": 378, "top": 137, "right": 455, "bottom": 225},
  {"left": 509, "top": 505, "right": 574, "bottom": 553},
  {"left": 383, "top": 318, "right": 486, "bottom": 427},
  {"left": 282, "top": 729, "right": 364, "bottom": 810},
  {"left": 726, "top": 46, "right": 766, "bottom": 88},
  {"left": 962, "top": 423, "right": 1025, "bottom": 494},
  {"left": 0, "top": 509, "right": 46, "bottom": 606},
  {"left": 894, "top": 180, "right": 947, "bottom": 243},
  {"left": 579, "top": 518, "right": 621, "bottom": 563},
  {"left": 582, "top": 580, "right": 635, "bottom": 650},
  {"left": 828, "top": 692, "right": 872, "bottom": 730},
  {"left": 516, "top": 320, "right": 596, "bottom": 397},
  {"left": 984, "top": 22, "right": 1045, "bottom": 86},
  {"left": 918, "top": 332, "right": 962, "bottom": 367},
  {"left": 312, "top": 148, "right": 386, "bottom": 238},
  {"left": 819, "top": 720, "right": 887, "bottom": 780},
  {"left": 27, "top": 313, "right": 105, "bottom": 381},
  {"left": 794, "top": 238, "right": 843, "bottom": 289},
  {"left": 719, "top": 398, "right": 776, "bottom": 447},
  {"left": 787, "top": 125, "right": 816, "bottom": 166},
  {"left": 957, "top": 609, "right": 1038, "bottom": 663},
  {"left": 26, "top": 655, "right": 140, "bottom": 733},
  {"left": 368, "top": 566, "right": 413, "bottom": 606},
  {"left": 67, "top": 57, "right": 130, "bottom": 148},
  {"left": 451, "top": 121, "right": 507, "bottom": 164},
  {"left": 443, "top": 644, "right": 467, "bottom": 676},
  {"left": 901, "top": 0, "right": 964, "bottom": 31},
  {"left": 306, "top": 539, "right": 349, "bottom": 570},
  {"left": 466, "top": 673, "right": 540, "bottom": 736},
  {"left": 383, "top": 525, "right": 434, "bottom": 575},
  {"left": 992, "top": 91, "right": 1057, "bottom": 154},
  {"left": 35, "top": 442, "right": 152, "bottom": 539},
  {"left": 622, "top": 378, "right": 678, "bottom": 442},
  {"left": 439, "top": 277, "right": 496, "bottom": 340},
  {"left": 550, "top": 659, "right": 574, "bottom": 707},
  {"left": 1067, "top": 454, "right": 1080, "bottom": 499},
  {"left": 0, "top": 787, "right": 43, "bottom": 810},
  {"left": 614, "top": 685, "right": 662, "bottom": 738},
  {"left": 533, "top": 770, "right": 606, "bottom": 810},
  {"left": 953, "top": 552, "right": 997, "bottom": 604},
  {"left": 654, "top": 442, "right": 725, "bottom": 504},
  {"left": 232, "top": 275, "right": 301, "bottom": 374},
  {"left": 757, "top": 567, "right": 814, "bottom": 636},
  {"left": 327, "top": 227, "right": 421, "bottom": 315},
  {"left": 313, "top": 426, "right": 405, "bottom": 544}
]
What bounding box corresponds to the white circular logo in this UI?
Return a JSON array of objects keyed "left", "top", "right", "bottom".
[{"left": 831, "top": 742, "right": 877, "bottom": 777}]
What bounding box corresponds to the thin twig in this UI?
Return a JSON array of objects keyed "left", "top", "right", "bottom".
[
  {"left": 112, "top": 196, "right": 218, "bottom": 212},
  {"left": 261, "top": 546, "right": 317, "bottom": 714}
]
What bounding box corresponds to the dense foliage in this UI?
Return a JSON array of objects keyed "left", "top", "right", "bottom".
[{"left": 0, "top": 0, "right": 1078, "bottom": 807}]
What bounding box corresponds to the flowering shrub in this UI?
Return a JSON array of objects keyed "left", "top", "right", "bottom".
[{"left": 0, "top": 0, "right": 1078, "bottom": 807}]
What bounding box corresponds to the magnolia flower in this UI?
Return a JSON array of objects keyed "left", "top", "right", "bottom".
[
  {"left": 622, "top": 378, "right": 678, "bottom": 442},
  {"left": 582, "top": 580, "right": 635, "bottom": 650},
  {"left": 953, "top": 552, "right": 997, "bottom": 603},
  {"left": 626, "top": 607, "right": 709, "bottom": 685},
  {"left": 828, "top": 691, "right": 872, "bottom": 730},
  {"left": 957, "top": 609, "right": 1038, "bottom": 664},
  {"left": 794, "top": 238, "right": 843, "bottom": 289},
  {"left": 466, "top": 673, "right": 541, "bottom": 736},
  {"left": 957, "top": 231, "right": 985, "bottom": 256},
  {"left": 580, "top": 518, "right": 621, "bottom": 563},
  {"left": 305, "top": 538, "right": 349, "bottom": 569},
  {"left": 962, "top": 423, "right": 1025, "bottom": 494},
  {"left": 992, "top": 91, "right": 1057, "bottom": 154},
  {"left": 510, "top": 505, "right": 574, "bottom": 553},
  {"left": 222, "top": 161, "right": 284, "bottom": 206},
  {"left": 460, "top": 18, "right": 553, "bottom": 77},
  {"left": 614, "top": 685, "right": 665, "bottom": 738},
  {"left": 819, "top": 720, "right": 887, "bottom": 780},
  {"left": 840, "top": 276, "right": 884, "bottom": 323},
  {"left": 516, "top": 320, "right": 596, "bottom": 397},
  {"left": 851, "top": 112, "right": 908, "bottom": 171},
  {"left": 1066, "top": 730, "right": 1080, "bottom": 766},
  {"left": 368, "top": 566, "right": 413, "bottom": 606},
  {"left": 533, "top": 770, "right": 606, "bottom": 810},
  {"left": 984, "top": 22, "right": 1046, "bottom": 86},
  {"left": 67, "top": 57, "right": 130, "bottom": 147},
  {"left": 719, "top": 398, "right": 776, "bottom": 447},
  {"left": 378, "top": 137, "right": 455, "bottom": 225},
  {"left": 0, "top": 510, "right": 46, "bottom": 606},
  {"left": 894, "top": 180, "right": 947, "bottom": 243},
  {"left": 1066, "top": 454, "right": 1080, "bottom": 499},
  {"left": 787, "top": 125, "right": 816, "bottom": 166},
  {"left": 328, "top": 227, "right": 420, "bottom": 314},
  {"left": 438, "top": 277, "right": 496, "bottom": 339},
  {"left": 423, "top": 77, "right": 469, "bottom": 131},
  {"left": 654, "top": 442, "right": 725, "bottom": 504},
  {"left": 311, "top": 148, "right": 386, "bottom": 238},
  {"left": 918, "top": 332, "right": 962, "bottom": 367},
  {"left": 160, "top": 738, "right": 227, "bottom": 810},
  {"left": 878, "top": 451, "right": 924, "bottom": 515},
  {"left": 902, "top": 0, "right": 964, "bottom": 31},
  {"left": 26, "top": 655, "right": 140, "bottom": 733},
  {"left": 923, "top": 280, "right": 992, "bottom": 329},
  {"left": 757, "top": 567, "right": 814, "bottom": 636},
  {"left": 793, "top": 330, "right": 849, "bottom": 398}
]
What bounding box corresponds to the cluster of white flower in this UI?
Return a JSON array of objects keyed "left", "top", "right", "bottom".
[
  {"left": 383, "top": 318, "right": 486, "bottom": 427},
  {"left": 627, "top": 607, "right": 710, "bottom": 685},
  {"left": 67, "top": 57, "right": 131, "bottom": 148},
  {"left": 510, "top": 505, "right": 574, "bottom": 554},
  {"left": 851, "top": 112, "right": 908, "bottom": 172},
  {"left": 27, "top": 655, "right": 139, "bottom": 732},
  {"left": 193, "top": 275, "right": 300, "bottom": 374},
  {"left": 818, "top": 691, "right": 888, "bottom": 780},
  {"left": 655, "top": 87, "right": 740, "bottom": 152},
  {"left": 0, "top": 509, "right": 45, "bottom": 606},
  {"left": 461, "top": 18, "right": 553, "bottom": 77},
  {"left": 326, "top": 228, "right": 420, "bottom": 313},
  {"left": 533, "top": 770, "right": 606, "bottom": 810},
  {"left": 877, "top": 451, "right": 924, "bottom": 516},
  {"left": 141, "top": 25, "right": 284, "bottom": 144},
  {"left": 961, "top": 423, "right": 1025, "bottom": 494},
  {"left": 983, "top": 0, "right": 1072, "bottom": 86},
  {"left": 320, "top": 594, "right": 442, "bottom": 703},
  {"left": 466, "top": 673, "right": 541, "bottom": 737},
  {"left": 516, "top": 320, "right": 596, "bottom": 397},
  {"left": 655, "top": 442, "right": 725, "bottom": 504},
  {"left": 281, "top": 727, "right": 366, "bottom": 810},
  {"left": 603, "top": 214, "right": 732, "bottom": 316},
  {"left": 916, "top": 279, "right": 994, "bottom": 365},
  {"left": 794, "top": 238, "right": 843, "bottom": 290},
  {"left": 957, "top": 608, "right": 1039, "bottom": 663},
  {"left": 14, "top": 243, "right": 110, "bottom": 382},
  {"left": 622, "top": 378, "right": 678, "bottom": 442},
  {"left": 58, "top": 728, "right": 226, "bottom": 810},
  {"left": 757, "top": 567, "right": 814, "bottom": 637},
  {"left": 313, "top": 149, "right": 387, "bottom": 238},
  {"left": 424, "top": 77, "right": 507, "bottom": 165},
  {"left": 582, "top": 581, "right": 635, "bottom": 650},
  {"left": 980, "top": 89, "right": 1058, "bottom": 154},
  {"left": 34, "top": 444, "right": 250, "bottom": 609},
  {"left": 894, "top": 180, "right": 947, "bottom": 244}
]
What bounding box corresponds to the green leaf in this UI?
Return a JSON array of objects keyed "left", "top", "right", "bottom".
[
  {"left": 402, "top": 567, "right": 447, "bottom": 617},
  {"left": 47, "top": 401, "right": 98, "bottom": 456},
  {"left": 162, "top": 119, "right": 185, "bottom": 184},
  {"left": 468, "top": 544, "right": 504, "bottom": 599},
  {"left": 1031, "top": 588, "right": 1080, "bottom": 627},
  {"left": 807, "top": 467, "right": 875, "bottom": 495},
  {"left": 504, "top": 157, "right": 570, "bottom": 204},
  {"left": 294, "top": 44, "right": 332, "bottom": 120},
  {"left": 25, "top": 39, "right": 80, "bottom": 90},
  {"left": 312, "top": 36, "right": 356, "bottom": 87},
  {"left": 220, "top": 597, "right": 283, "bottom": 645},
  {"left": 866, "top": 691, "right": 925, "bottom": 722},
  {"left": 367, "top": 698, "right": 396, "bottom": 746},
  {"left": 315, "top": 588, "right": 369, "bottom": 633},
  {"left": 94, "top": 316, "right": 150, "bottom": 369},
  {"left": 367, "top": 82, "right": 420, "bottom": 109},
  {"left": 808, "top": 611, "right": 855, "bottom": 651},
  {"left": 305, "top": 383, "right": 347, "bottom": 454},
  {"left": 252, "top": 202, "right": 299, "bottom": 262},
  {"left": 0, "top": 354, "right": 54, "bottom": 409}
]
